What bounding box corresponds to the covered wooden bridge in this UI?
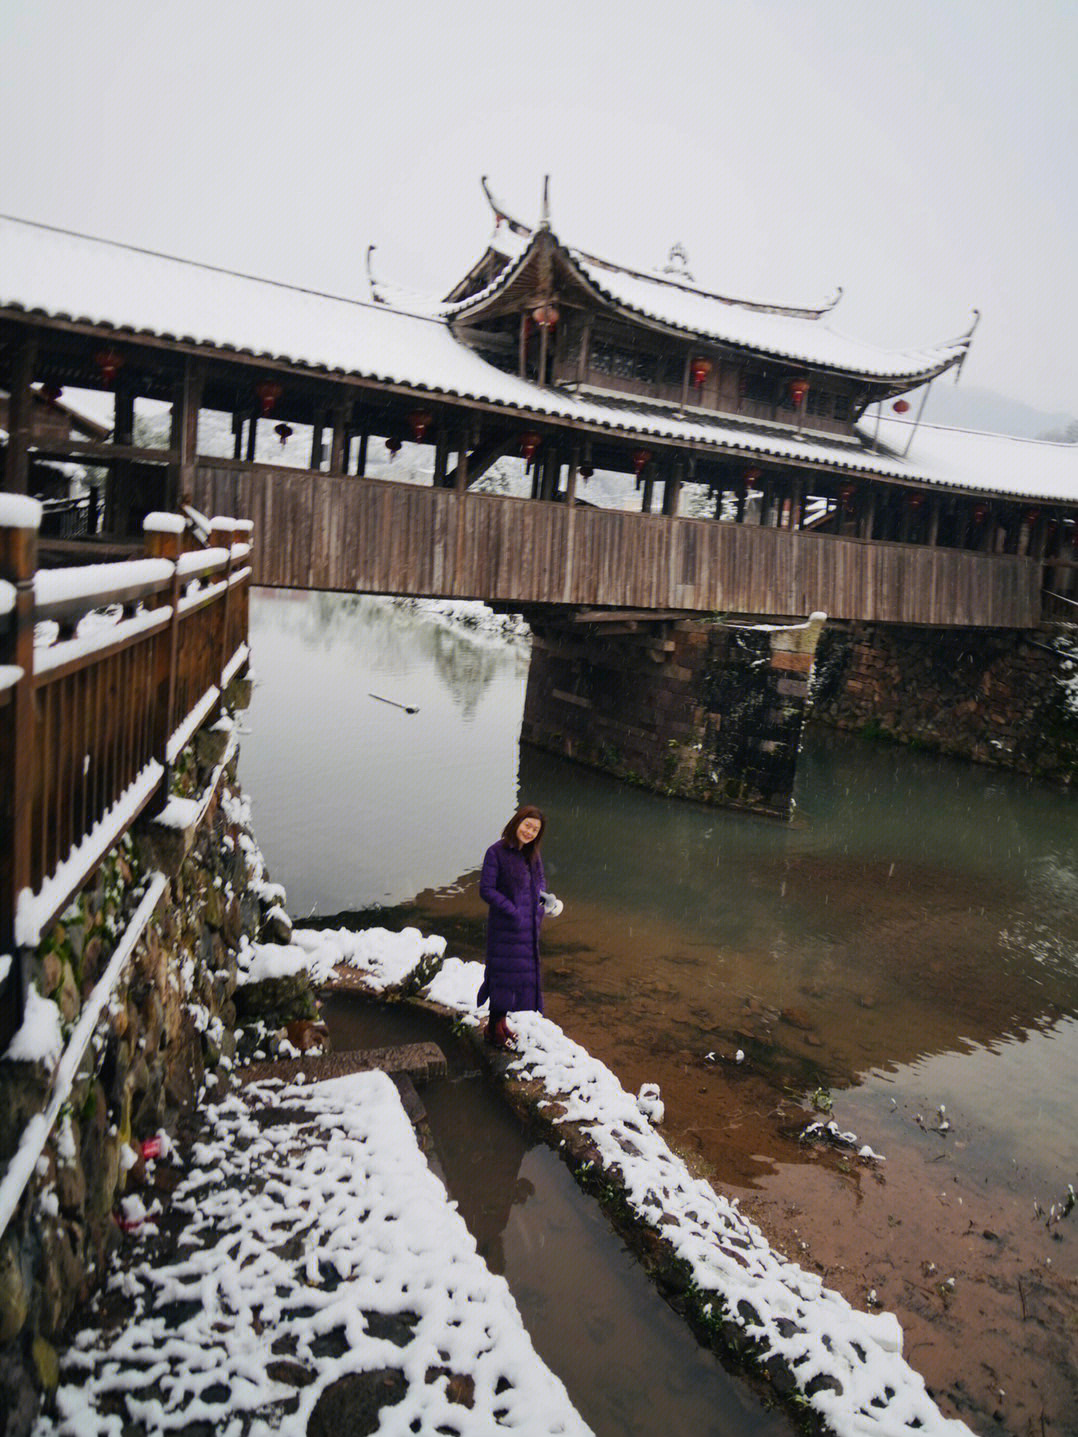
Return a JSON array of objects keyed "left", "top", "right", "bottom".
[{"left": 1, "top": 199, "right": 1076, "bottom": 630}]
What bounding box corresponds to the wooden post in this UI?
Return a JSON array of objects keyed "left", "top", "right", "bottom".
[
  {"left": 310, "top": 413, "right": 325, "bottom": 472},
  {"left": 0, "top": 499, "right": 40, "bottom": 1041},
  {"left": 146, "top": 523, "right": 183, "bottom": 814},
  {"left": 454, "top": 431, "right": 470, "bottom": 494},
  {"left": 680, "top": 352, "right": 692, "bottom": 411},
  {"left": 356, "top": 429, "right": 369, "bottom": 479},
  {"left": 169, "top": 358, "right": 204, "bottom": 511},
  {"left": 577, "top": 319, "right": 593, "bottom": 385},
  {"left": 540, "top": 444, "right": 559, "bottom": 502},
  {"left": 518, "top": 314, "right": 528, "bottom": 378},
  {"left": 328, "top": 404, "right": 347, "bottom": 476},
  {"left": 565, "top": 445, "right": 580, "bottom": 508},
  {"left": 232, "top": 411, "right": 244, "bottom": 461},
  {"left": 859, "top": 487, "right": 876, "bottom": 541},
  {"left": 245, "top": 408, "right": 258, "bottom": 463},
  {"left": 789, "top": 479, "right": 804, "bottom": 530},
  {"left": 663, "top": 460, "right": 683, "bottom": 517},
  {"left": 641, "top": 467, "right": 655, "bottom": 514},
  {"left": 537, "top": 323, "right": 550, "bottom": 386},
  {"left": 434, "top": 422, "right": 449, "bottom": 488},
  {"left": 4, "top": 335, "right": 37, "bottom": 496},
  {"left": 927, "top": 496, "right": 941, "bottom": 547}
]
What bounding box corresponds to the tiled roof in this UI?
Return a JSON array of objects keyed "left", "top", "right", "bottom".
[{"left": 1, "top": 217, "right": 1074, "bottom": 506}]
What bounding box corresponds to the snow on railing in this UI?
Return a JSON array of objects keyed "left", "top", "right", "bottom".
[{"left": 0, "top": 508, "right": 253, "bottom": 1045}]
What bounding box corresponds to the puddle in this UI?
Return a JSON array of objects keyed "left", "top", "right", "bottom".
[{"left": 321, "top": 991, "right": 794, "bottom": 1436}]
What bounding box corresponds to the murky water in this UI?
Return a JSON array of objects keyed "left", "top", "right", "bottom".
[{"left": 242, "top": 589, "right": 1078, "bottom": 1433}]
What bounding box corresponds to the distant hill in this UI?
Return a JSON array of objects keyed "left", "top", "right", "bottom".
[{"left": 921, "top": 385, "right": 1076, "bottom": 441}]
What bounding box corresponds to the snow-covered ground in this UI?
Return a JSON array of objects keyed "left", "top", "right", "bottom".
[
  {"left": 235, "top": 925, "right": 973, "bottom": 1437},
  {"left": 47, "top": 1067, "right": 590, "bottom": 1436}
]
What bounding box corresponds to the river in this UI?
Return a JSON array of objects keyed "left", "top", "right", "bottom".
[{"left": 239, "top": 588, "right": 1077, "bottom": 1436}]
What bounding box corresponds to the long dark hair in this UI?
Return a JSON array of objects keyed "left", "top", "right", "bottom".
[{"left": 501, "top": 804, "right": 545, "bottom": 862}]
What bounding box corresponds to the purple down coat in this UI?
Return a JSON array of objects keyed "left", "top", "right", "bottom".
[{"left": 477, "top": 840, "right": 546, "bottom": 1014}]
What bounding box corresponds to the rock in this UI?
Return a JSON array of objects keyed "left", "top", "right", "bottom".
[
  {"left": 56, "top": 964, "right": 81, "bottom": 1024},
  {"left": 0, "top": 1237, "right": 28, "bottom": 1344},
  {"left": 31, "top": 1337, "right": 58, "bottom": 1393}
]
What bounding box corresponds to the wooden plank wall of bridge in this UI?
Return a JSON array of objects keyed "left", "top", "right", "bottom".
[{"left": 192, "top": 462, "right": 1041, "bottom": 628}]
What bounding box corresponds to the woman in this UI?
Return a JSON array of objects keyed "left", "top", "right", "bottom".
[{"left": 478, "top": 804, "right": 560, "bottom": 1049}]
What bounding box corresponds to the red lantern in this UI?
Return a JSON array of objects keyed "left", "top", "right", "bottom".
[
  {"left": 532, "top": 304, "right": 560, "bottom": 328},
  {"left": 1024, "top": 508, "right": 1040, "bottom": 526},
  {"left": 520, "top": 431, "right": 542, "bottom": 462},
  {"left": 407, "top": 409, "right": 434, "bottom": 442},
  {"left": 385, "top": 436, "right": 402, "bottom": 458},
  {"left": 41, "top": 383, "right": 63, "bottom": 405},
  {"left": 632, "top": 449, "right": 652, "bottom": 476},
  {"left": 579, "top": 464, "right": 594, "bottom": 481},
  {"left": 789, "top": 378, "right": 809, "bottom": 407},
  {"left": 274, "top": 422, "right": 292, "bottom": 446},
  {"left": 893, "top": 399, "right": 911, "bottom": 414},
  {"left": 840, "top": 482, "right": 856, "bottom": 511},
  {"left": 690, "top": 357, "right": 713, "bottom": 389},
  {"left": 255, "top": 380, "right": 283, "bottom": 417},
  {"left": 908, "top": 492, "right": 925, "bottom": 509},
  {"left": 93, "top": 348, "right": 125, "bottom": 385},
  {"left": 972, "top": 504, "right": 988, "bottom": 525},
  {"left": 742, "top": 466, "right": 762, "bottom": 487}
]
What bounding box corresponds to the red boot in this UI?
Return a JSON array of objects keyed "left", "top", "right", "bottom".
[{"left": 485, "top": 1016, "right": 516, "bottom": 1050}]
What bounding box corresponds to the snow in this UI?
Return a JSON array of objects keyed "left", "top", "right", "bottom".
[
  {"left": 859, "top": 414, "right": 1078, "bottom": 504},
  {"left": 0, "top": 493, "right": 43, "bottom": 528},
  {"left": 4, "top": 985, "right": 63, "bottom": 1067},
  {"left": 0, "top": 579, "right": 14, "bottom": 615},
  {"left": 50, "top": 1068, "right": 590, "bottom": 1436},
  {"left": 165, "top": 685, "right": 219, "bottom": 765},
  {"left": 3, "top": 215, "right": 1055, "bottom": 498},
  {"left": 270, "top": 923, "right": 972, "bottom": 1437},
  {"left": 142, "top": 511, "right": 186, "bottom": 535},
  {"left": 14, "top": 762, "right": 163, "bottom": 948},
  {"left": 0, "top": 874, "right": 167, "bottom": 1241},
  {"left": 0, "top": 664, "right": 23, "bottom": 692},
  {"left": 34, "top": 605, "right": 171, "bottom": 676},
  {"left": 34, "top": 558, "right": 173, "bottom": 612},
  {"left": 176, "top": 546, "right": 229, "bottom": 577}
]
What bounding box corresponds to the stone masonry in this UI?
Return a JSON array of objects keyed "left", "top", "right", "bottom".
[
  {"left": 0, "top": 687, "right": 300, "bottom": 1433},
  {"left": 521, "top": 614, "right": 827, "bottom": 818},
  {"left": 811, "top": 621, "right": 1078, "bottom": 785}
]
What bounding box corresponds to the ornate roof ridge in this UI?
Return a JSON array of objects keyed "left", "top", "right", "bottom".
[{"left": 478, "top": 176, "right": 842, "bottom": 319}]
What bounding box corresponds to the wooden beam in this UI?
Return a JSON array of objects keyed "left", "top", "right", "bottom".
[
  {"left": 3, "top": 334, "right": 36, "bottom": 494},
  {"left": 329, "top": 404, "right": 347, "bottom": 476},
  {"left": 170, "top": 357, "right": 204, "bottom": 509},
  {"left": 434, "top": 422, "right": 449, "bottom": 488}
]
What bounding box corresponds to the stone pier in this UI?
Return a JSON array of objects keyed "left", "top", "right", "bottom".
[{"left": 520, "top": 612, "right": 827, "bottom": 819}]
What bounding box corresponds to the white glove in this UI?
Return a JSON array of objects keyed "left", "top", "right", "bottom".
[{"left": 540, "top": 891, "right": 563, "bottom": 918}]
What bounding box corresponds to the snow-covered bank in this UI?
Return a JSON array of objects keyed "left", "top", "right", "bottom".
[
  {"left": 281, "top": 924, "right": 973, "bottom": 1437},
  {"left": 48, "top": 1068, "right": 590, "bottom": 1436}
]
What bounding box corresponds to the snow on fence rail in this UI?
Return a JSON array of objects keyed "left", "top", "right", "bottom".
[{"left": 0, "top": 502, "right": 252, "bottom": 1046}]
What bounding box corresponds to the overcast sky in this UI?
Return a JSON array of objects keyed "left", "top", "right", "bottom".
[{"left": 2, "top": 0, "right": 1074, "bottom": 417}]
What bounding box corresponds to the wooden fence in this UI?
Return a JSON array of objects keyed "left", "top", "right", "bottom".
[
  {"left": 191, "top": 462, "right": 1042, "bottom": 629},
  {"left": 0, "top": 506, "right": 251, "bottom": 1046}
]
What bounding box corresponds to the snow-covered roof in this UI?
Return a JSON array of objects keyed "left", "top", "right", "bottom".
[
  {"left": 858, "top": 416, "right": 1078, "bottom": 505},
  {"left": 2, "top": 217, "right": 1074, "bottom": 505},
  {"left": 438, "top": 187, "right": 974, "bottom": 384}
]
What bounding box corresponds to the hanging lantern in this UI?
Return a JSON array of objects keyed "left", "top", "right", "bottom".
[
  {"left": 407, "top": 408, "right": 434, "bottom": 442},
  {"left": 519, "top": 431, "right": 542, "bottom": 462},
  {"left": 93, "top": 348, "right": 125, "bottom": 385},
  {"left": 840, "top": 482, "right": 856, "bottom": 511},
  {"left": 255, "top": 380, "right": 283, "bottom": 416},
  {"left": 579, "top": 464, "right": 594, "bottom": 481},
  {"left": 40, "top": 383, "right": 63, "bottom": 406},
  {"left": 742, "top": 466, "right": 762, "bottom": 487},
  {"left": 907, "top": 492, "right": 925, "bottom": 509},
  {"left": 632, "top": 449, "right": 652, "bottom": 476},
  {"left": 789, "top": 377, "right": 810, "bottom": 407},
  {"left": 893, "top": 398, "right": 911, "bottom": 414},
  {"left": 385, "top": 436, "right": 402, "bottom": 459},
  {"left": 690, "top": 357, "right": 713, "bottom": 389},
  {"left": 274, "top": 422, "right": 293, "bottom": 446},
  {"left": 972, "top": 503, "right": 988, "bottom": 525},
  {"left": 532, "top": 303, "right": 560, "bottom": 328},
  {"left": 1024, "top": 508, "right": 1040, "bottom": 526}
]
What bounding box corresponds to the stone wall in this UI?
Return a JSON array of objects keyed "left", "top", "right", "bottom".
[
  {"left": 521, "top": 614, "right": 826, "bottom": 818},
  {"left": 811, "top": 621, "right": 1078, "bottom": 784},
  {"left": 0, "top": 699, "right": 295, "bottom": 1431}
]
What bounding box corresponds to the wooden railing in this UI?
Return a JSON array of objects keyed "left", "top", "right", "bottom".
[
  {"left": 191, "top": 463, "right": 1043, "bottom": 629},
  {"left": 0, "top": 504, "right": 252, "bottom": 1046}
]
